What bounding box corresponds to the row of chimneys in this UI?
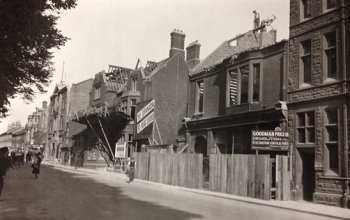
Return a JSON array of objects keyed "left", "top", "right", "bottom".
[{"left": 169, "top": 29, "right": 201, "bottom": 70}]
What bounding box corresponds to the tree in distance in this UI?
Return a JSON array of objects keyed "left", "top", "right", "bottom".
[{"left": 0, "top": 0, "right": 77, "bottom": 118}]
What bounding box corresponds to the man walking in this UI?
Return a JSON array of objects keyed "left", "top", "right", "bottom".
[{"left": 0, "top": 147, "right": 10, "bottom": 200}]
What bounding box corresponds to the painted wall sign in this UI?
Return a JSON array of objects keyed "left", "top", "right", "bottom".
[
  {"left": 115, "top": 142, "right": 127, "bottom": 158},
  {"left": 137, "top": 112, "right": 154, "bottom": 134},
  {"left": 136, "top": 99, "right": 155, "bottom": 122},
  {"left": 251, "top": 130, "right": 289, "bottom": 151}
]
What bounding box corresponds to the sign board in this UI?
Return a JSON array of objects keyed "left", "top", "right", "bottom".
[
  {"left": 136, "top": 99, "right": 155, "bottom": 122},
  {"left": 115, "top": 142, "right": 127, "bottom": 158},
  {"left": 251, "top": 130, "right": 289, "bottom": 151},
  {"left": 135, "top": 99, "right": 155, "bottom": 140}
]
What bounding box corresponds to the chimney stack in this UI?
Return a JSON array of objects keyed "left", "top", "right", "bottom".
[
  {"left": 169, "top": 29, "right": 186, "bottom": 58},
  {"left": 186, "top": 40, "right": 201, "bottom": 69}
]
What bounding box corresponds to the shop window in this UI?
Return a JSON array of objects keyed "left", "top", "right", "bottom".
[
  {"left": 297, "top": 111, "right": 315, "bottom": 143},
  {"left": 300, "top": 40, "right": 312, "bottom": 85},
  {"left": 324, "top": 108, "right": 339, "bottom": 174},
  {"left": 196, "top": 80, "right": 204, "bottom": 114},
  {"left": 253, "top": 64, "right": 260, "bottom": 102},
  {"left": 324, "top": 31, "right": 337, "bottom": 80},
  {"left": 301, "top": 0, "right": 311, "bottom": 19}
]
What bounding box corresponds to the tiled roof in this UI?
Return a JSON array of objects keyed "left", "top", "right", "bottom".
[{"left": 190, "top": 30, "right": 277, "bottom": 77}]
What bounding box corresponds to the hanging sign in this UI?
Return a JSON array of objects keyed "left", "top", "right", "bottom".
[
  {"left": 136, "top": 99, "right": 155, "bottom": 122},
  {"left": 135, "top": 99, "right": 155, "bottom": 139},
  {"left": 115, "top": 142, "right": 127, "bottom": 158},
  {"left": 251, "top": 130, "right": 289, "bottom": 151}
]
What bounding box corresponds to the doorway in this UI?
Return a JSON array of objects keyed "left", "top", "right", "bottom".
[{"left": 300, "top": 151, "right": 315, "bottom": 201}]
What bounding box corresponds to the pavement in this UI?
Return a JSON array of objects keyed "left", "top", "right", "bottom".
[{"left": 46, "top": 162, "right": 350, "bottom": 220}]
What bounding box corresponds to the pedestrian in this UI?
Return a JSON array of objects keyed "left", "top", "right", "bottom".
[
  {"left": 32, "top": 152, "right": 42, "bottom": 179},
  {"left": 127, "top": 157, "right": 136, "bottom": 183},
  {"left": 0, "top": 147, "right": 10, "bottom": 200},
  {"left": 74, "top": 151, "right": 82, "bottom": 169}
]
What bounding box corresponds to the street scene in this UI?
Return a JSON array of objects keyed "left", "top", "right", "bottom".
[
  {"left": 1, "top": 164, "right": 350, "bottom": 220},
  {"left": 1, "top": 0, "right": 350, "bottom": 219}
]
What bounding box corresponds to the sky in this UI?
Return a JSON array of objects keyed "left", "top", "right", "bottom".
[{"left": 0, "top": 0, "right": 290, "bottom": 133}]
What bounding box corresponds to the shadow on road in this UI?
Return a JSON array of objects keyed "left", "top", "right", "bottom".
[{"left": 0, "top": 164, "right": 203, "bottom": 220}]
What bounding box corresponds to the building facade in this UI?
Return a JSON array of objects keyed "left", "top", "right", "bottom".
[
  {"left": 288, "top": 0, "right": 350, "bottom": 207},
  {"left": 185, "top": 28, "right": 288, "bottom": 187}
]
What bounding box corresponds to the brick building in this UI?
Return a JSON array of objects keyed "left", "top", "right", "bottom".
[
  {"left": 185, "top": 28, "right": 288, "bottom": 185},
  {"left": 130, "top": 29, "right": 191, "bottom": 152},
  {"left": 288, "top": 0, "right": 350, "bottom": 207}
]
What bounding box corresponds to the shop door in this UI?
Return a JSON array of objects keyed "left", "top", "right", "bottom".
[{"left": 300, "top": 151, "right": 315, "bottom": 201}]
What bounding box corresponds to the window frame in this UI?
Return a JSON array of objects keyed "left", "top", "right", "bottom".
[
  {"left": 323, "top": 107, "right": 340, "bottom": 176},
  {"left": 299, "top": 39, "right": 312, "bottom": 87},
  {"left": 296, "top": 111, "right": 315, "bottom": 145},
  {"left": 301, "top": 0, "right": 312, "bottom": 20},
  {"left": 323, "top": 0, "right": 337, "bottom": 11},
  {"left": 226, "top": 61, "right": 262, "bottom": 107},
  {"left": 195, "top": 80, "right": 205, "bottom": 114},
  {"left": 323, "top": 30, "right": 338, "bottom": 82}
]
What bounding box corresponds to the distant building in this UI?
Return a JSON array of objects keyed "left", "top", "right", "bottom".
[
  {"left": 12, "top": 127, "right": 26, "bottom": 151},
  {"left": 25, "top": 101, "right": 48, "bottom": 155},
  {"left": 0, "top": 121, "right": 22, "bottom": 152},
  {"left": 288, "top": 0, "right": 350, "bottom": 207},
  {"left": 46, "top": 79, "right": 93, "bottom": 164}
]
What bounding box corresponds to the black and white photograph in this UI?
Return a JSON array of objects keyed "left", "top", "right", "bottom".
[{"left": 0, "top": 0, "right": 350, "bottom": 219}]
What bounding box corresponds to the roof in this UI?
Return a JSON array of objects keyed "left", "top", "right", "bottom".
[
  {"left": 142, "top": 58, "right": 169, "bottom": 78},
  {"left": 190, "top": 30, "right": 277, "bottom": 77},
  {"left": 105, "top": 65, "right": 133, "bottom": 92}
]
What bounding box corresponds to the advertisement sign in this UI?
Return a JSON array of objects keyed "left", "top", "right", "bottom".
[
  {"left": 115, "top": 142, "right": 127, "bottom": 158},
  {"left": 251, "top": 130, "right": 289, "bottom": 151},
  {"left": 135, "top": 99, "right": 155, "bottom": 140}
]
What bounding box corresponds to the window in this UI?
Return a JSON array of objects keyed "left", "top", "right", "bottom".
[
  {"left": 324, "top": 31, "right": 337, "bottom": 79},
  {"left": 300, "top": 40, "right": 312, "bottom": 85},
  {"left": 228, "top": 70, "right": 238, "bottom": 106},
  {"left": 132, "top": 77, "right": 137, "bottom": 91},
  {"left": 94, "top": 85, "right": 101, "bottom": 100},
  {"left": 130, "top": 99, "right": 137, "bottom": 119},
  {"left": 253, "top": 64, "right": 260, "bottom": 102},
  {"left": 324, "top": 108, "right": 339, "bottom": 174},
  {"left": 240, "top": 65, "right": 249, "bottom": 104},
  {"left": 121, "top": 100, "right": 127, "bottom": 114},
  {"left": 326, "top": 0, "right": 336, "bottom": 10},
  {"left": 301, "top": 0, "right": 311, "bottom": 19},
  {"left": 196, "top": 80, "right": 204, "bottom": 113},
  {"left": 297, "top": 111, "right": 315, "bottom": 143}
]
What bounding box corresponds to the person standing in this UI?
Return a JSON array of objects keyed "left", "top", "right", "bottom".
[
  {"left": 32, "top": 152, "right": 42, "bottom": 179},
  {"left": 0, "top": 147, "right": 10, "bottom": 200},
  {"left": 127, "top": 157, "right": 136, "bottom": 183},
  {"left": 253, "top": 10, "right": 260, "bottom": 30}
]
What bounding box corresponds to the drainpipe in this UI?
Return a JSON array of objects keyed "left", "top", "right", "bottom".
[{"left": 341, "top": 0, "right": 349, "bottom": 208}]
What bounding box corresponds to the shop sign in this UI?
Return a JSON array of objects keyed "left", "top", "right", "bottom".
[
  {"left": 135, "top": 99, "right": 155, "bottom": 139},
  {"left": 251, "top": 130, "right": 289, "bottom": 151},
  {"left": 115, "top": 142, "right": 127, "bottom": 158}
]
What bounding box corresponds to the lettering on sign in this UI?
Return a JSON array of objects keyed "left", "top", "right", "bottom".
[
  {"left": 136, "top": 99, "right": 155, "bottom": 122},
  {"left": 251, "top": 130, "right": 289, "bottom": 151},
  {"left": 137, "top": 112, "right": 154, "bottom": 134},
  {"left": 115, "top": 142, "right": 127, "bottom": 158}
]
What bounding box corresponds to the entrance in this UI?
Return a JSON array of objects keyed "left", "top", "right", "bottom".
[
  {"left": 300, "top": 151, "right": 315, "bottom": 201},
  {"left": 194, "top": 136, "right": 208, "bottom": 188}
]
